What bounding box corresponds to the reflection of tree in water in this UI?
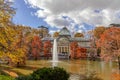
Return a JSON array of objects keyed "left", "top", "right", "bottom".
[
  {"left": 69, "top": 60, "right": 87, "bottom": 74},
  {"left": 69, "top": 71, "right": 102, "bottom": 80},
  {"left": 112, "top": 72, "right": 120, "bottom": 80}
]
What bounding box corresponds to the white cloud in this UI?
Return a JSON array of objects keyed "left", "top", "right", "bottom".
[
  {"left": 24, "top": 0, "right": 120, "bottom": 32},
  {"left": 49, "top": 30, "right": 56, "bottom": 34},
  {"left": 77, "top": 30, "right": 83, "bottom": 33},
  {"left": 44, "top": 15, "right": 70, "bottom": 27},
  {"left": 49, "top": 29, "right": 60, "bottom": 35},
  {"left": 7, "top": 0, "right": 14, "bottom": 2},
  {"left": 78, "top": 25, "right": 86, "bottom": 30}
]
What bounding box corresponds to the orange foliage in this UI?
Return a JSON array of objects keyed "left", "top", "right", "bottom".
[
  {"left": 93, "top": 26, "right": 106, "bottom": 39},
  {"left": 96, "top": 27, "right": 120, "bottom": 61},
  {"left": 43, "top": 40, "right": 52, "bottom": 57},
  {"left": 70, "top": 41, "right": 78, "bottom": 59},
  {"left": 70, "top": 42, "right": 87, "bottom": 59},
  {"left": 3, "top": 70, "right": 18, "bottom": 78},
  {"left": 31, "top": 36, "right": 42, "bottom": 60},
  {"left": 77, "top": 47, "right": 87, "bottom": 58},
  {"left": 112, "top": 73, "right": 120, "bottom": 80}
]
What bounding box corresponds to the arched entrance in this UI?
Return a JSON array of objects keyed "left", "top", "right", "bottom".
[{"left": 57, "top": 37, "right": 70, "bottom": 58}]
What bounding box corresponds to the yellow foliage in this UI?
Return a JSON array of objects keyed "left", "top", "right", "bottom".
[
  {"left": 0, "top": 1, "right": 44, "bottom": 66},
  {"left": 74, "top": 32, "right": 84, "bottom": 37},
  {"left": 53, "top": 32, "right": 59, "bottom": 38},
  {"left": 93, "top": 26, "right": 106, "bottom": 39}
]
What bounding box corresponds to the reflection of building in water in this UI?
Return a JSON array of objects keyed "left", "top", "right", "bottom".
[{"left": 42, "top": 27, "right": 91, "bottom": 58}]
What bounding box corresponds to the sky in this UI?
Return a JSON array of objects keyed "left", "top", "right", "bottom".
[{"left": 11, "top": 0, "right": 120, "bottom": 34}]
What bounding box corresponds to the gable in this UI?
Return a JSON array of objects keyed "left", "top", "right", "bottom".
[{"left": 59, "top": 27, "right": 71, "bottom": 36}]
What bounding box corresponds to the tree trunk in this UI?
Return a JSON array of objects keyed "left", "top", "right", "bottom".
[{"left": 118, "top": 56, "right": 120, "bottom": 70}]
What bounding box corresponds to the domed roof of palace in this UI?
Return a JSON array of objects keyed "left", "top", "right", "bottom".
[
  {"left": 70, "top": 37, "right": 90, "bottom": 42},
  {"left": 59, "top": 27, "right": 71, "bottom": 36}
]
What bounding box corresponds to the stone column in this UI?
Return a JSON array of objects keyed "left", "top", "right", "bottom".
[
  {"left": 69, "top": 46, "right": 71, "bottom": 57},
  {"left": 67, "top": 46, "right": 69, "bottom": 53},
  {"left": 60, "top": 47, "right": 61, "bottom": 53},
  {"left": 62, "top": 46, "right": 63, "bottom": 52},
  {"left": 61, "top": 47, "right": 62, "bottom": 53},
  {"left": 64, "top": 46, "right": 65, "bottom": 52},
  {"left": 57, "top": 47, "right": 59, "bottom": 53},
  {"left": 51, "top": 48, "right": 53, "bottom": 54},
  {"left": 63, "top": 46, "right": 65, "bottom": 52},
  {"left": 59, "top": 47, "right": 60, "bottom": 54}
]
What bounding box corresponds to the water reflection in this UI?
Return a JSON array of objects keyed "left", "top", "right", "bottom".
[
  {"left": 61, "top": 60, "right": 119, "bottom": 80},
  {"left": 28, "top": 60, "right": 119, "bottom": 80}
]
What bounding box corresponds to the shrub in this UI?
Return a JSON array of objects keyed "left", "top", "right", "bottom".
[
  {"left": 0, "top": 75, "right": 14, "bottom": 80},
  {"left": 51, "top": 67, "right": 69, "bottom": 80},
  {"left": 31, "top": 67, "right": 52, "bottom": 80},
  {"left": 31, "top": 67, "right": 70, "bottom": 80},
  {"left": 16, "top": 67, "right": 70, "bottom": 80}
]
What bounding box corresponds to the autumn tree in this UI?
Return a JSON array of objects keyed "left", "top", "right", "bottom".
[
  {"left": 43, "top": 40, "right": 52, "bottom": 59},
  {"left": 0, "top": 1, "right": 27, "bottom": 66},
  {"left": 93, "top": 26, "right": 106, "bottom": 39},
  {"left": 80, "top": 47, "right": 87, "bottom": 58},
  {"left": 53, "top": 32, "right": 59, "bottom": 38},
  {"left": 0, "top": 24, "right": 32, "bottom": 66},
  {"left": 96, "top": 27, "right": 120, "bottom": 69},
  {"left": 86, "top": 26, "right": 106, "bottom": 58},
  {"left": 4, "top": 25, "right": 44, "bottom": 66},
  {"left": 70, "top": 41, "right": 78, "bottom": 59},
  {"left": 76, "top": 47, "right": 87, "bottom": 58},
  {"left": 70, "top": 41, "right": 87, "bottom": 59},
  {"left": 112, "top": 72, "right": 120, "bottom": 80},
  {"left": 0, "top": 0, "right": 15, "bottom": 27},
  {"left": 0, "top": 0, "right": 46, "bottom": 66},
  {"left": 31, "top": 36, "right": 42, "bottom": 60},
  {"left": 74, "top": 32, "right": 84, "bottom": 37}
]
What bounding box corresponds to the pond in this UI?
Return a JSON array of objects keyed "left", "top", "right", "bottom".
[{"left": 27, "top": 59, "right": 119, "bottom": 80}]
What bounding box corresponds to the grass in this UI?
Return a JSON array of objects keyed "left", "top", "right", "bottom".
[
  {"left": 0, "top": 75, "right": 14, "bottom": 80},
  {"left": 0, "top": 60, "right": 49, "bottom": 80},
  {"left": 0, "top": 60, "right": 51, "bottom": 76}
]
